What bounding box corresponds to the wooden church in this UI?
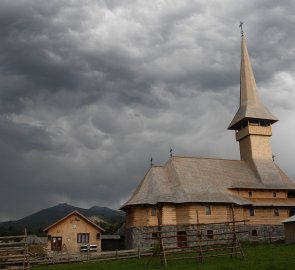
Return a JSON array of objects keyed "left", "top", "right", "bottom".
[{"left": 120, "top": 32, "right": 295, "bottom": 248}]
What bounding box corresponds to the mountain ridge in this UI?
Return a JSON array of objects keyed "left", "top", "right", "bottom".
[{"left": 0, "top": 203, "right": 125, "bottom": 235}]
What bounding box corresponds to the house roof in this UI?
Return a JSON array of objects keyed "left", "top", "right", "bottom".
[
  {"left": 228, "top": 35, "right": 278, "bottom": 130},
  {"left": 120, "top": 156, "right": 295, "bottom": 209},
  {"left": 281, "top": 215, "right": 295, "bottom": 223},
  {"left": 43, "top": 210, "right": 105, "bottom": 232}
]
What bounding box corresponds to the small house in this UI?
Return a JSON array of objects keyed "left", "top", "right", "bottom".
[
  {"left": 282, "top": 215, "right": 295, "bottom": 243},
  {"left": 44, "top": 210, "right": 104, "bottom": 254}
]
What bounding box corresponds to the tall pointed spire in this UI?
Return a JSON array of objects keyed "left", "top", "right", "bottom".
[{"left": 228, "top": 33, "right": 278, "bottom": 130}]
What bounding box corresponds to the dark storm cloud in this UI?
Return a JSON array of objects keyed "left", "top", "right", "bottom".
[{"left": 0, "top": 0, "right": 295, "bottom": 221}]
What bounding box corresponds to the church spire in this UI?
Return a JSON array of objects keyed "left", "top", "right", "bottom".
[{"left": 228, "top": 32, "right": 278, "bottom": 130}]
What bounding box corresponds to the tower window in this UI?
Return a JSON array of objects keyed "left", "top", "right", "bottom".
[
  {"left": 274, "top": 208, "right": 279, "bottom": 216},
  {"left": 249, "top": 208, "right": 254, "bottom": 216},
  {"left": 248, "top": 192, "right": 252, "bottom": 197},
  {"left": 273, "top": 192, "right": 277, "bottom": 197}
]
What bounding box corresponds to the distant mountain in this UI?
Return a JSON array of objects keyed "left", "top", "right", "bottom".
[{"left": 0, "top": 203, "right": 125, "bottom": 236}]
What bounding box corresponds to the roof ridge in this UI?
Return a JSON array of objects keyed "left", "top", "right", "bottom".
[
  {"left": 43, "top": 210, "right": 105, "bottom": 232},
  {"left": 171, "top": 156, "right": 241, "bottom": 162}
]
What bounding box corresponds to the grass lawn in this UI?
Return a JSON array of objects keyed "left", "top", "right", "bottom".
[{"left": 33, "top": 243, "right": 295, "bottom": 270}]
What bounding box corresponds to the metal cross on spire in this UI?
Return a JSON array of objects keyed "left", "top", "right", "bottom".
[
  {"left": 170, "top": 148, "right": 173, "bottom": 158},
  {"left": 150, "top": 157, "right": 153, "bottom": 167},
  {"left": 239, "top": 21, "right": 244, "bottom": 36}
]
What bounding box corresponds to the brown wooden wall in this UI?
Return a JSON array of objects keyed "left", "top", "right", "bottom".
[
  {"left": 125, "top": 203, "right": 291, "bottom": 228},
  {"left": 244, "top": 208, "right": 289, "bottom": 225},
  {"left": 231, "top": 189, "right": 286, "bottom": 199}
]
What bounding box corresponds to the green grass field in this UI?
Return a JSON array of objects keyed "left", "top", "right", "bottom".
[{"left": 33, "top": 243, "right": 295, "bottom": 270}]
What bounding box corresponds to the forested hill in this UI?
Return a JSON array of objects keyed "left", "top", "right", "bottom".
[{"left": 0, "top": 203, "right": 125, "bottom": 236}]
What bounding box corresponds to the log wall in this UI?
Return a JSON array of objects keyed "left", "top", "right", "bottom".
[
  {"left": 232, "top": 189, "right": 286, "bottom": 198},
  {"left": 125, "top": 203, "right": 291, "bottom": 228}
]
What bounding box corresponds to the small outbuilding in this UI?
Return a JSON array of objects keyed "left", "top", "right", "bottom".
[
  {"left": 282, "top": 215, "right": 295, "bottom": 243},
  {"left": 44, "top": 210, "right": 105, "bottom": 254}
]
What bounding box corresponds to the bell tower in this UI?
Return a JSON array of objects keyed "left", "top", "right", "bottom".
[{"left": 228, "top": 31, "right": 278, "bottom": 162}]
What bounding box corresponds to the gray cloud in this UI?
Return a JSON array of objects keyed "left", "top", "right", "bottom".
[{"left": 0, "top": 0, "right": 295, "bottom": 221}]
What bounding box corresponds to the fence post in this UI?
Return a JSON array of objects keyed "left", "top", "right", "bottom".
[
  {"left": 138, "top": 247, "right": 141, "bottom": 259},
  {"left": 116, "top": 249, "right": 118, "bottom": 259}
]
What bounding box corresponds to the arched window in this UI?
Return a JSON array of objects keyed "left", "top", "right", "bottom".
[{"left": 207, "top": 230, "right": 213, "bottom": 239}]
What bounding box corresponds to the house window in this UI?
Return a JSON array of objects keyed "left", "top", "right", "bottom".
[
  {"left": 249, "top": 208, "right": 254, "bottom": 216},
  {"left": 151, "top": 207, "right": 157, "bottom": 216},
  {"left": 251, "top": 230, "right": 257, "bottom": 237},
  {"left": 207, "top": 230, "right": 213, "bottom": 239},
  {"left": 273, "top": 192, "right": 277, "bottom": 198},
  {"left": 248, "top": 191, "right": 252, "bottom": 197},
  {"left": 274, "top": 208, "right": 279, "bottom": 216},
  {"left": 77, "top": 233, "right": 89, "bottom": 243},
  {"left": 205, "top": 205, "right": 211, "bottom": 215}
]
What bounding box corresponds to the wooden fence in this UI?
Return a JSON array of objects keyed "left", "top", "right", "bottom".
[
  {"left": 30, "top": 248, "right": 153, "bottom": 265},
  {"left": 0, "top": 230, "right": 30, "bottom": 270},
  {"left": 1, "top": 233, "right": 284, "bottom": 267},
  {"left": 29, "top": 234, "right": 285, "bottom": 266}
]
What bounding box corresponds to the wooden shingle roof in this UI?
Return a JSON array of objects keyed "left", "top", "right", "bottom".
[
  {"left": 228, "top": 35, "right": 278, "bottom": 130},
  {"left": 120, "top": 156, "right": 295, "bottom": 209}
]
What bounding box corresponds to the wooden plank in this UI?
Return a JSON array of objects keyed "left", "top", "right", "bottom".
[
  {"left": 0, "top": 242, "right": 26, "bottom": 247},
  {"left": 0, "top": 247, "right": 24, "bottom": 252},
  {"left": 0, "top": 235, "right": 26, "bottom": 240},
  {"left": 160, "top": 246, "right": 240, "bottom": 256},
  {"left": 0, "top": 254, "right": 25, "bottom": 259}
]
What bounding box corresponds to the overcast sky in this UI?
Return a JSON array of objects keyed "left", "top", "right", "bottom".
[{"left": 1, "top": 0, "right": 295, "bottom": 221}]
